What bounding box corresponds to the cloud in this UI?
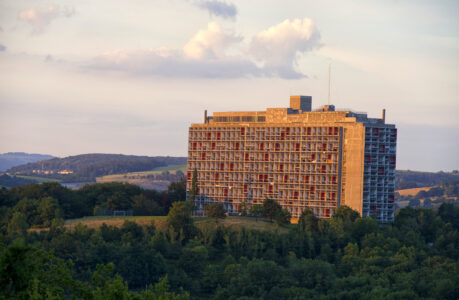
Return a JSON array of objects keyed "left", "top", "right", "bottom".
[
  {"left": 250, "top": 18, "right": 321, "bottom": 78},
  {"left": 196, "top": 1, "right": 237, "bottom": 20},
  {"left": 18, "top": 4, "right": 75, "bottom": 34},
  {"left": 183, "top": 22, "right": 241, "bottom": 59},
  {"left": 89, "top": 48, "right": 261, "bottom": 78},
  {"left": 88, "top": 19, "right": 322, "bottom": 79},
  {"left": 0, "top": 44, "right": 6, "bottom": 52}
]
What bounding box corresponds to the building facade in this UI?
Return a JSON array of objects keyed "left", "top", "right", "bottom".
[{"left": 187, "top": 96, "right": 397, "bottom": 223}]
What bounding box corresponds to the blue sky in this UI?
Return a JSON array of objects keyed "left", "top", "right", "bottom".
[{"left": 0, "top": 0, "right": 458, "bottom": 171}]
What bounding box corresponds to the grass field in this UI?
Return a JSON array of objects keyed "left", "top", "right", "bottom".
[
  {"left": 30, "top": 215, "right": 290, "bottom": 233},
  {"left": 396, "top": 186, "right": 434, "bottom": 196},
  {"left": 152, "top": 164, "right": 187, "bottom": 172},
  {"left": 17, "top": 175, "right": 61, "bottom": 183}
]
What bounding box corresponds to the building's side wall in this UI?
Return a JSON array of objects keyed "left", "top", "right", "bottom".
[{"left": 362, "top": 126, "right": 397, "bottom": 222}]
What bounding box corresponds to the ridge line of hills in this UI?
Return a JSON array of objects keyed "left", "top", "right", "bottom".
[{"left": 4, "top": 153, "right": 187, "bottom": 183}]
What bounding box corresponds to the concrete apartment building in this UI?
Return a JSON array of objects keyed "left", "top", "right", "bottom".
[{"left": 186, "top": 96, "right": 397, "bottom": 223}]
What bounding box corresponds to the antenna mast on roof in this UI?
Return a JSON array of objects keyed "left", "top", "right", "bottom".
[{"left": 328, "top": 59, "right": 332, "bottom": 105}]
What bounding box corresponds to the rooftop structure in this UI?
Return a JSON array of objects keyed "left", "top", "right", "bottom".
[{"left": 187, "top": 96, "right": 397, "bottom": 223}]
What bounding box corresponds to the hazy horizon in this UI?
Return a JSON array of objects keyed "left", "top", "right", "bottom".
[{"left": 1, "top": 0, "right": 458, "bottom": 172}]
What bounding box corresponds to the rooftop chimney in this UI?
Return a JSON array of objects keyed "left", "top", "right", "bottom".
[
  {"left": 290, "top": 95, "right": 312, "bottom": 112},
  {"left": 382, "top": 109, "right": 386, "bottom": 123}
]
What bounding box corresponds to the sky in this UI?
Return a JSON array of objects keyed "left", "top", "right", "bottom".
[{"left": 0, "top": 0, "right": 458, "bottom": 172}]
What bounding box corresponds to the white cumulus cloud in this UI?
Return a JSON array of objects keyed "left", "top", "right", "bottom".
[
  {"left": 183, "top": 22, "right": 242, "bottom": 59},
  {"left": 250, "top": 18, "right": 321, "bottom": 78},
  {"left": 18, "top": 4, "right": 75, "bottom": 34},
  {"left": 88, "top": 19, "right": 322, "bottom": 79}
]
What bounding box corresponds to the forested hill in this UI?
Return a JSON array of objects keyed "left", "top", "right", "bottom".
[
  {"left": 396, "top": 170, "right": 459, "bottom": 190},
  {"left": 0, "top": 152, "right": 55, "bottom": 172},
  {"left": 7, "top": 153, "right": 187, "bottom": 182}
]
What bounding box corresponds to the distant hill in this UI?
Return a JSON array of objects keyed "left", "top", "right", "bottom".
[
  {"left": 396, "top": 170, "right": 459, "bottom": 190},
  {"left": 0, "top": 152, "right": 55, "bottom": 172},
  {"left": 8, "top": 153, "right": 187, "bottom": 183}
]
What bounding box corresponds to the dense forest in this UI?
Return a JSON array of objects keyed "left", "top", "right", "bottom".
[
  {"left": 0, "top": 174, "right": 37, "bottom": 188},
  {"left": 1, "top": 182, "right": 459, "bottom": 299},
  {"left": 7, "top": 154, "right": 187, "bottom": 182}
]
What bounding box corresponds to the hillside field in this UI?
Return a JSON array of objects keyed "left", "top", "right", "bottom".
[
  {"left": 96, "top": 164, "right": 187, "bottom": 190},
  {"left": 396, "top": 186, "right": 433, "bottom": 196},
  {"left": 30, "top": 215, "right": 289, "bottom": 233}
]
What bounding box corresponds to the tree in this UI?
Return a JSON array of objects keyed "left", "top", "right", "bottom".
[
  {"left": 423, "top": 198, "right": 433, "bottom": 208},
  {"left": 275, "top": 208, "right": 291, "bottom": 225},
  {"left": 168, "top": 179, "right": 186, "bottom": 204},
  {"left": 332, "top": 205, "right": 360, "bottom": 223},
  {"left": 132, "top": 194, "right": 164, "bottom": 216},
  {"left": 7, "top": 212, "right": 29, "bottom": 238},
  {"left": 167, "top": 201, "right": 195, "bottom": 240},
  {"left": 204, "top": 203, "right": 226, "bottom": 223},
  {"left": 249, "top": 204, "right": 263, "bottom": 222},
  {"left": 141, "top": 276, "right": 189, "bottom": 300},
  {"left": 263, "top": 198, "right": 282, "bottom": 222},
  {"left": 408, "top": 198, "right": 421, "bottom": 208},
  {"left": 187, "top": 169, "right": 198, "bottom": 209},
  {"left": 37, "top": 196, "right": 61, "bottom": 227},
  {"left": 0, "top": 240, "right": 86, "bottom": 299},
  {"left": 298, "top": 209, "right": 318, "bottom": 233}
]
